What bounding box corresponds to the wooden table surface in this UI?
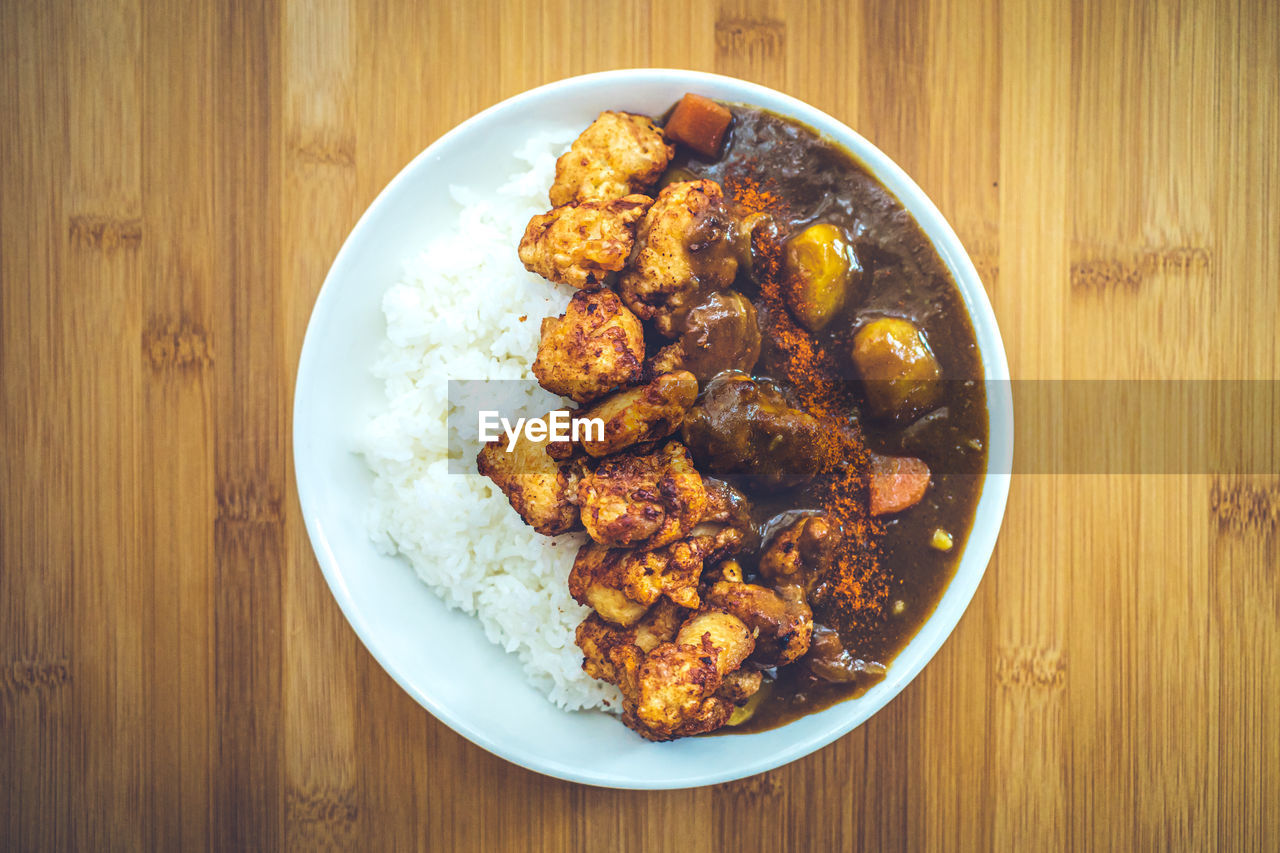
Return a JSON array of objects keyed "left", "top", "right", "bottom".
[{"left": 3, "top": 0, "right": 1277, "bottom": 849}]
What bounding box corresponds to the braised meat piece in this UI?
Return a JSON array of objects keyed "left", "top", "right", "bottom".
[
  {"left": 681, "top": 372, "right": 828, "bottom": 488},
  {"left": 645, "top": 290, "right": 761, "bottom": 383}
]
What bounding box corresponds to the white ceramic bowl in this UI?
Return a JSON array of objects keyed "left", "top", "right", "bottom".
[{"left": 293, "top": 69, "right": 1013, "bottom": 789}]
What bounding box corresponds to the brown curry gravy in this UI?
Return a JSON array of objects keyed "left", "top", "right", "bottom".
[{"left": 664, "top": 104, "right": 989, "bottom": 733}]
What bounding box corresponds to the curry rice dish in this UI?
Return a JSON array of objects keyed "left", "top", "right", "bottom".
[{"left": 475, "top": 94, "right": 989, "bottom": 740}]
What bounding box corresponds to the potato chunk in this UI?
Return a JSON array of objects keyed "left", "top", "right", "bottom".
[
  {"left": 850, "top": 316, "right": 943, "bottom": 422},
  {"left": 783, "top": 223, "right": 858, "bottom": 332},
  {"left": 532, "top": 290, "right": 644, "bottom": 404}
]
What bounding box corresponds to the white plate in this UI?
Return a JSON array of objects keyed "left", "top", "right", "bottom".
[{"left": 293, "top": 69, "right": 1013, "bottom": 789}]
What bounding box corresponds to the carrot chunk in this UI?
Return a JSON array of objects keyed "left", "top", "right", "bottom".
[
  {"left": 868, "top": 453, "right": 931, "bottom": 516},
  {"left": 664, "top": 93, "right": 732, "bottom": 158}
]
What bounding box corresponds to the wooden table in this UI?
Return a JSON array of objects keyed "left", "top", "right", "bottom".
[{"left": 3, "top": 0, "right": 1276, "bottom": 849}]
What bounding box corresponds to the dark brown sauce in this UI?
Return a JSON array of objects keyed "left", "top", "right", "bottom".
[{"left": 665, "top": 105, "right": 989, "bottom": 732}]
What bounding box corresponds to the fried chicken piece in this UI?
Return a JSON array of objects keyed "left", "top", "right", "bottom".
[
  {"left": 701, "top": 558, "right": 744, "bottom": 585},
  {"left": 618, "top": 180, "right": 740, "bottom": 337},
  {"left": 575, "top": 599, "right": 684, "bottom": 685},
  {"left": 625, "top": 609, "right": 755, "bottom": 740},
  {"left": 758, "top": 513, "right": 839, "bottom": 593},
  {"left": 717, "top": 668, "right": 763, "bottom": 704},
  {"left": 475, "top": 418, "right": 587, "bottom": 536},
  {"left": 570, "top": 480, "right": 757, "bottom": 625},
  {"left": 704, "top": 580, "right": 814, "bottom": 667},
  {"left": 574, "top": 370, "right": 698, "bottom": 458},
  {"left": 549, "top": 111, "right": 674, "bottom": 206},
  {"left": 569, "top": 540, "right": 706, "bottom": 621},
  {"left": 577, "top": 441, "right": 707, "bottom": 550},
  {"left": 518, "top": 194, "right": 652, "bottom": 289},
  {"left": 532, "top": 290, "right": 644, "bottom": 404},
  {"left": 567, "top": 543, "right": 654, "bottom": 626}
]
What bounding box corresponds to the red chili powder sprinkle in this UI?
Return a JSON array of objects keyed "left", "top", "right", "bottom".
[{"left": 727, "top": 165, "right": 889, "bottom": 629}]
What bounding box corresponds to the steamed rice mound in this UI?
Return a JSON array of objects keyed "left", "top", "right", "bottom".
[{"left": 361, "top": 129, "right": 622, "bottom": 712}]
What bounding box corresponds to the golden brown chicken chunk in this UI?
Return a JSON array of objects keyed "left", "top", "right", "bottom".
[
  {"left": 624, "top": 609, "right": 755, "bottom": 740},
  {"left": 567, "top": 543, "right": 653, "bottom": 626},
  {"left": 574, "top": 370, "right": 698, "bottom": 458},
  {"left": 578, "top": 478, "right": 757, "bottom": 615},
  {"left": 575, "top": 598, "right": 684, "bottom": 685},
  {"left": 518, "top": 194, "right": 652, "bottom": 289},
  {"left": 569, "top": 484, "right": 758, "bottom": 628},
  {"left": 618, "top": 180, "right": 740, "bottom": 337},
  {"left": 577, "top": 441, "right": 707, "bottom": 550},
  {"left": 717, "top": 668, "right": 763, "bottom": 704},
  {"left": 532, "top": 290, "right": 644, "bottom": 404},
  {"left": 568, "top": 536, "right": 709, "bottom": 626},
  {"left": 475, "top": 419, "right": 587, "bottom": 536},
  {"left": 704, "top": 580, "right": 813, "bottom": 667},
  {"left": 549, "top": 111, "right": 674, "bottom": 206}
]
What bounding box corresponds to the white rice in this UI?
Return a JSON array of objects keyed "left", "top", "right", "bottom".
[{"left": 359, "top": 129, "right": 623, "bottom": 712}]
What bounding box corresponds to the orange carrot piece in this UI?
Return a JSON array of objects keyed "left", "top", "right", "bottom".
[
  {"left": 868, "top": 454, "right": 931, "bottom": 516},
  {"left": 664, "top": 93, "right": 732, "bottom": 158}
]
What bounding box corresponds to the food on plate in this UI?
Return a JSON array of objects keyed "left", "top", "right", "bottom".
[
  {"left": 663, "top": 93, "right": 733, "bottom": 158},
  {"left": 681, "top": 372, "right": 828, "bottom": 488},
  {"left": 366, "top": 95, "right": 987, "bottom": 736},
  {"left": 577, "top": 441, "right": 707, "bottom": 549},
  {"left": 622, "top": 609, "right": 756, "bottom": 739},
  {"left": 518, "top": 194, "right": 652, "bottom": 289},
  {"left": 646, "top": 290, "right": 761, "bottom": 382},
  {"left": 573, "top": 370, "right": 698, "bottom": 458},
  {"left": 618, "top": 179, "right": 740, "bottom": 336},
  {"left": 783, "top": 223, "right": 859, "bottom": 332},
  {"left": 867, "top": 452, "right": 932, "bottom": 516},
  {"left": 549, "top": 111, "right": 673, "bottom": 206},
  {"left": 850, "top": 316, "right": 943, "bottom": 422},
  {"left": 476, "top": 419, "right": 588, "bottom": 536},
  {"left": 532, "top": 289, "right": 645, "bottom": 404}
]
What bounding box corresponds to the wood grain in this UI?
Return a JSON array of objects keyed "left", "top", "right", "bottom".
[{"left": 2, "top": 0, "right": 1277, "bottom": 849}]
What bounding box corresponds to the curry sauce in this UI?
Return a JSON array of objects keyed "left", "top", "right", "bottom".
[{"left": 666, "top": 105, "right": 989, "bottom": 733}]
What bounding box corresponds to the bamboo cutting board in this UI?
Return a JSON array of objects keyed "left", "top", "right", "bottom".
[{"left": 2, "top": 0, "right": 1277, "bottom": 849}]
